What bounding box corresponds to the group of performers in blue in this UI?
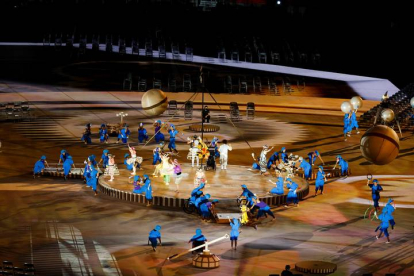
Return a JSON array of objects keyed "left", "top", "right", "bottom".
[
  {"left": 132, "top": 174, "right": 153, "bottom": 206},
  {"left": 343, "top": 109, "right": 360, "bottom": 141},
  {"left": 78, "top": 121, "right": 173, "bottom": 146}
]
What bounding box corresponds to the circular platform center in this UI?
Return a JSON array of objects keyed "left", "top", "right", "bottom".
[{"left": 99, "top": 164, "right": 307, "bottom": 200}]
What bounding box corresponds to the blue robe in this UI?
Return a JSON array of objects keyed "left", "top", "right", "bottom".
[
  {"left": 383, "top": 201, "right": 395, "bottom": 227},
  {"left": 280, "top": 152, "right": 288, "bottom": 163},
  {"left": 200, "top": 201, "right": 210, "bottom": 218},
  {"left": 60, "top": 153, "right": 70, "bottom": 163},
  {"left": 81, "top": 128, "right": 92, "bottom": 144},
  {"left": 168, "top": 129, "right": 178, "bottom": 150},
  {"left": 190, "top": 185, "right": 204, "bottom": 204},
  {"left": 230, "top": 219, "right": 241, "bottom": 240},
  {"left": 299, "top": 159, "right": 312, "bottom": 179},
  {"left": 267, "top": 152, "right": 279, "bottom": 169},
  {"left": 155, "top": 126, "right": 164, "bottom": 143},
  {"left": 337, "top": 158, "right": 348, "bottom": 175},
  {"left": 307, "top": 151, "right": 319, "bottom": 165},
  {"left": 377, "top": 213, "right": 390, "bottom": 237},
  {"left": 241, "top": 188, "right": 255, "bottom": 206},
  {"left": 315, "top": 170, "right": 325, "bottom": 192},
  {"left": 138, "top": 128, "right": 148, "bottom": 143},
  {"left": 152, "top": 151, "right": 161, "bottom": 165},
  {"left": 63, "top": 158, "right": 74, "bottom": 177},
  {"left": 368, "top": 184, "right": 383, "bottom": 208},
  {"left": 286, "top": 182, "right": 299, "bottom": 204},
  {"left": 148, "top": 229, "right": 161, "bottom": 248},
  {"left": 350, "top": 111, "right": 359, "bottom": 129},
  {"left": 88, "top": 168, "right": 98, "bottom": 191},
  {"left": 101, "top": 153, "right": 109, "bottom": 168},
  {"left": 124, "top": 158, "right": 133, "bottom": 171},
  {"left": 99, "top": 128, "right": 108, "bottom": 142},
  {"left": 270, "top": 177, "right": 284, "bottom": 195},
  {"left": 84, "top": 164, "right": 92, "bottom": 186},
  {"left": 119, "top": 128, "right": 130, "bottom": 143},
  {"left": 33, "top": 160, "right": 45, "bottom": 174},
  {"left": 343, "top": 114, "right": 351, "bottom": 134},
  {"left": 144, "top": 179, "right": 152, "bottom": 200}
]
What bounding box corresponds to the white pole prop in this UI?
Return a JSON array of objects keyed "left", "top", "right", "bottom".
[{"left": 167, "top": 234, "right": 229, "bottom": 260}]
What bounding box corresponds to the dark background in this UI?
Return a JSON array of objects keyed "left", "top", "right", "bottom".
[{"left": 0, "top": 0, "right": 413, "bottom": 89}]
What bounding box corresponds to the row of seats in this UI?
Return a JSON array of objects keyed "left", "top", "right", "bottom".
[
  {"left": 359, "top": 84, "right": 414, "bottom": 128},
  {"left": 123, "top": 72, "right": 303, "bottom": 95},
  {"left": 42, "top": 31, "right": 321, "bottom": 68},
  {"left": 0, "top": 261, "right": 35, "bottom": 276},
  {"left": 0, "top": 102, "right": 34, "bottom": 122},
  {"left": 167, "top": 100, "right": 255, "bottom": 121}
]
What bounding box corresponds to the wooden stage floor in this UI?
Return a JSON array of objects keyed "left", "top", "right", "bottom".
[{"left": 1, "top": 87, "right": 414, "bottom": 276}]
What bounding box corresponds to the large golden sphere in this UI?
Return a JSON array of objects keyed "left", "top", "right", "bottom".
[
  {"left": 360, "top": 125, "right": 399, "bottom": 165},
  {"left": 141, "top": 89, "right": 168, "bottom": 116},
  {"left": 381, "top": 108, "right": 395, "bottom": 123},
  {"left": 341, "top": 101, "right": 352, "bottom": 113},
  {"left": 350, "top": 96, "right": 363, "bottom": 109}
]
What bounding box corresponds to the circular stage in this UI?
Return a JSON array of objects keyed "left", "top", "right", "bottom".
[{"left": 98, "top": 164, "right": 309, "bottom": 210}]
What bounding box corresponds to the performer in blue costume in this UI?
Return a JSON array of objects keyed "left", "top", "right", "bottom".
[
  {"left": 89, "top": 166, "right": 98, "bottom": 196},
  {"left": 84, "top": 155, "right": 96, "bottom": 185},
  {"left": 267, "top": 151, "right": 279, "bottom": 169},
  {"left": 269, "top": 177, "right": 284, "bottom": 195},
  {"left": 210, "top": 137, "right": 220, "bottom": 158},
  {"left": 315, "top": 166, "right": 327, "bottom": 196},
  {"left": 188, "top": 229, "right": 207, "bottom": 254},
  {"left": 239, "top": 184, "right": 256, "bottom": 208},
  {"left": 199, "top": 194, "right": 212, "bottom": 220},
  {"left": 367, "top": 179, "right": 383, "bottom": 211},
  {"left": 376, "top": 211, "right": 391, "bottom": 243},
  {"left": 334, "top": 155, "right": 349, "bottom": 176},
  {"left": 33, "top": 155, "right": 49, "bottom": 178},
  {"left": 285, "top": 178, "right": 299, "bottom": 207},
  {"left": 143, "top": 175, "right": 153, "bottom": 206},
  {"left": 138, "top": 123, "right": 148, "bottom": 144},
  {"left": 124, "top": 153, "right": 134, "bottom": 171},
  {"left": 280, "top": 147, "right": 288, "bottom": 163},
  {"left": 307, "top": 150, "right": 324, "bottom": 166},
  {"left": 249, "top": 153, "right": 261, "bottom": 171},
  {"left": 343, "top": 113, "right": 351, "bottom": 141},
  {"left": 118, "top": 124, "right": 130, "bottom": 144},
  {"left": 350, "top": 109, "right": 360, "bottom": 134},
  {"left": 132, "top": 175, "right": 143, "bottom": 193},
  {"left": 63, "top": 155, "right": 75, "bottom": 180},
  {"left": 99, "top": 124, "right": 109, "bottom": 143},
  {"left": 195, "top": 194, "right": 210, "bottom": 214},
  {"left": 81, "top": 123, "right": 92, "bottom": 144},
  {"left": 228, "top": 217, "right": 241, "bottom": 250},
  {"left": 298, "top": 156, "right": 312, "bottom": 180},
  {"left": 168, "top": 124, "right": 179, "bottom": 153},
  {"left": 148, "top": 225, "right": 162, "bottom": 251},
  {"left": 255, "top": 198, "right": 276, "bottom": 220},
  {"left": 152, "top": 147, "right": 162, "bottom": 165},
  {"left": 154, "top": 120, "right": 165, "bottom": 143},
  {"left": 99, "top": 149, "right": 110, "bottom": 169},
  {"left": 58, "top": 150, "right": 70, "bottom": 165},
  {"left": 383, "top": 198, "right": 396, "bottom": 229},
  {"left": 190, "top": 183, "right": 205, "bottom": 205}
]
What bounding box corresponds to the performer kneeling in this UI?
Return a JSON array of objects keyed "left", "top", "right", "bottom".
[{"left": 33, "top": 155, "right": 49, "bottom": 178}]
